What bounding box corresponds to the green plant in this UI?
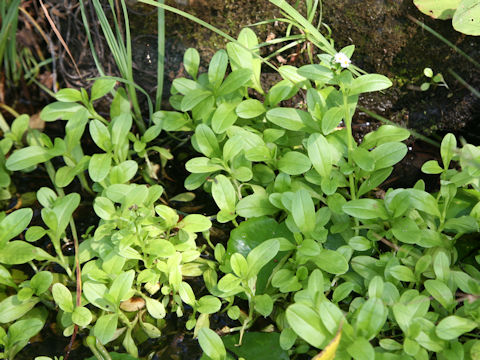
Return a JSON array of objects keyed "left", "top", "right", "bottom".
[
  {"left": 420, "top": 67, "right": 448, "bottom": 91},
  {"left": 413, "top": 0, "right": 480, "bottom": 35},
  {"left": 2, "top": 1, "right": 480, "bottom": 359},
  {"left": 78, "top": 0, "right": 155, "bottom": 133},
  {"left": 157, "top": 18, "right": 480, "bottom": 358},
  {"left": 0, "top": 0, "right": 21, "bottom": 84},
  {"left": 0, "top": 80, "right": 214, "bottom": 358}
]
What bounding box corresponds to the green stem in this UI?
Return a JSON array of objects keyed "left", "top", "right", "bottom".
[
  {"left": 155, "top": 2, "right": 165, "bottom": 112},
  {"left": 343, "top": 91, "right": 360, "bottom": 235},
  {"left": 343, "top": 91, "right": 356, "bottom": 200}
]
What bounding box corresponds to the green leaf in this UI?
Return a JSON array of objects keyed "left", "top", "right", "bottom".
[
  {"left": 286, "top": 303, "right": 328, "bottom": 348},
  {"left": 212, "top": 175, "right": 236, "bottom": 222},
  {"left": 247, "top": 239, "right": 280, "bottom": 279},
  {"left": 357, "top": 167, "right": 393, "bottom": 197},
  {"left": 194, "top": 124, "right": 221, "bottom": 158},
  {"left": 218, "top": 68, "right": 252, "bottom": 95},
  {"left": 349, "top": 74, "right": 392, "bottom": 95},
  {"left": 91, "top": 78, "right": 116, "bottom": 101},
  {"left": 40, "top": 102, "right": 85, "bottom": 121},
  {"left": 93, "top": 313, "right": 118, "bottom": 345},
  {"left": 266, "top": 80, "right": 298, "bottom": 107},
  {"left": 436, "top": 315, "right": 477, "bottom": 340},
  {"left": 266, "top": 108, "right": 309, "bottom": 131},
  {"left": 440, "top": 133, "right": 457, "bottom": 169},
  {"left": 322, "top": 107, "right": 343, "bottom": 135},
  {"left": 211, "top": 102, "right": 238, "bottom": 134},
  {"left": 178, "top": 214, "right": 212, "bottom": 232},
  {"left": 277, "top": 151, "right": 311, "bottom": 176},
  {"left": 217, "top": 273, "right": 243, "bottom": 295},
  {"left": 0, "top": 241, "right": 49, "bottom": 265},
  {"left": 315, "top": 250, "right": 349, "bottom": 274},
  {"left": 0, "top": 295, "right": 39, "bottom": 323},
  {"left": 185, "top": 157, "right": 224, "bottom": 173},
  {"left": 55, "top": 166, "right": 76, "bottom": 188},
  {"left": 298, "top": 64, "right": 334, "bottom": 83},
  {"left": 181, "top": 90, "right": 212, "bottom": 112},
  {"left": 52, "top": 283, "right": 74, "bottom": 312},
  {"left": 109, "top": 270, "right": 135, "bottom": 304},
  {"left": 403, "top": 189, "right": 441, "bottom": 217},
  {"left": 179, "top": 281, "right": 196, "bottom": 306},
  {"left": 55, "top": 88, "right": 82, "bottom": 102},
  {"left": 292, "top": 189, "right": 316, "bottom": 234},
  {"left": 52, "top": 193, "right": 80, "bottom": 235},
  {"left": 348, "top": 236, "right": 371, "bottom": 251},
  {"left": 197, "top": 296, "right": 221, "bottom": 314},
  {"left": 444, "top": 215, "right": 479, "bottom": 234},
  {"left": 421, "top": 160, "right": 444, "bottom": 174},
  {"left": 361, "top": 125, "right": 411, "bottom": 149},
  {"left": 236, "top": 99, "right": 265, "bottom": 119},
  {"left": 89, "top": 153, "right": 112, "bottom": 182},
  {"left": 371, "top": 142, "right": 407, "bottom": 170},
  {"left": 343, "top": 199, "right": 388, "bottom": 220},
  {"left": 145, "top": 297, "right": 166, "bottom": 319},
  {"left": 72, "top": 306, "right": 92, "bottom": 327},
  {"left": 347, "top": 338, "right": 375, "bottom": 360},
  {"left": 236, "top": 193, "right": 278, "bottom": 218},
  {"left": 433, "top": 252, "right": 450, "bottom": 282},
  {"left": 208, "top": 50, "right": 229, "bottom": 89},
  {"left": 352, "top": 147, "right": 375, "bottom": 172},
  {"left": 223, "top": 332, "right": 289, "bottom": 360},
  {"left": 453, "top": 0, "right": 480, "bottom": 35},
  {"left": 332, "top": 282, "right": 355, "bottom": 303},
  {"left": 6, "top": 318, "right": 44, "bottom": 348},
  {"left": 389, "top": 265, "right": 416, "bottom": 282},
  {"left": 414, "top": 0, "right": 461, "bottom": 19},
  {"left": 142, "top": 125, "right": 162, "bottom": 143},
  {"left": 111, "top": 113, "right": 132, "bottom": 146},
  {"left": 254, "top": 294, "right": 273, "bottom": 317},
  {"left": 355, "top": 298, "right": 387, "bottom": 340},
  {"left": 392, "top": 217, "right": 421, "bottom": 244},
  {"left": 83, "top": 282, "right": 111, "bottom": 312},
  {"left": 145, "top": 239, "right": 175, "bottom": 257},
  {"left": 230, "top": 253, "right": 248, "bottom": 279},
  {"left": 0, "top": 208, "right": 32, "bottom": 245},
  {"left": 109, "top": 160, "right": 138, "bottom": 184},
  {"left": 89, "top": 119, "right": 111, "bottom": 151},
  {"left": 6, "top": 146, "right": 52, "bottom": 171},
  {"left": 198, "top": 328, "right": 226, "bottom": 360},
  {"left": 227, "top": 28, "right": 263, "bottom": 93},
  {"left": 184, "top": 48, "right": 200, "bottom": 79},
  {"left": 30, "top": 271, "right": 53, "bottom": 295},
  {"left": 307, "top": 133, "right": 334, "bottom": 178},
  {"left": 424, "top": 279, "right": 454, "bottom": 308},
  {"left": 110, "top": 88, "right": 131, "bottom": 118},
  {"left": 94, "top": 197, "right": 116, "bottom": 220},
  {"left": 227, "top": 217, "right": 292, "bottom": 293},
  {"left": 172, "top": 78, "right": 203, "bottom": 94},
  {"left": 278, "top": 65, "right": 308, "bottom": 86}
]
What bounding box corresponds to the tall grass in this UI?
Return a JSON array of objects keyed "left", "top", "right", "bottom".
[
  {"left": 0, "top": 0, "right": 21, "bottom": 84},
  {"left": 79, "top": 0, "right": 147, "bottom": 133}
]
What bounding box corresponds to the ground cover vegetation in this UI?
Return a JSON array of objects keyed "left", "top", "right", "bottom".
[{"left": 0, "top": 0, "right": 479, "bottom": 359}]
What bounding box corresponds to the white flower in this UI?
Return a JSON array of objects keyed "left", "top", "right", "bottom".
[{"left": 334, "top": 52, "right": 351, "bottom": 68}]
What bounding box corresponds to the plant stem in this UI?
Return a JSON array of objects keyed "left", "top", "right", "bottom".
[{"left": 155, "top": 2, "right": 165, "bottom": 112}]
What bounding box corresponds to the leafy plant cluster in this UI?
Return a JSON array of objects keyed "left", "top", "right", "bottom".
[{"left": 1, "top": 2, "right": 480, "bottom": 360}]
